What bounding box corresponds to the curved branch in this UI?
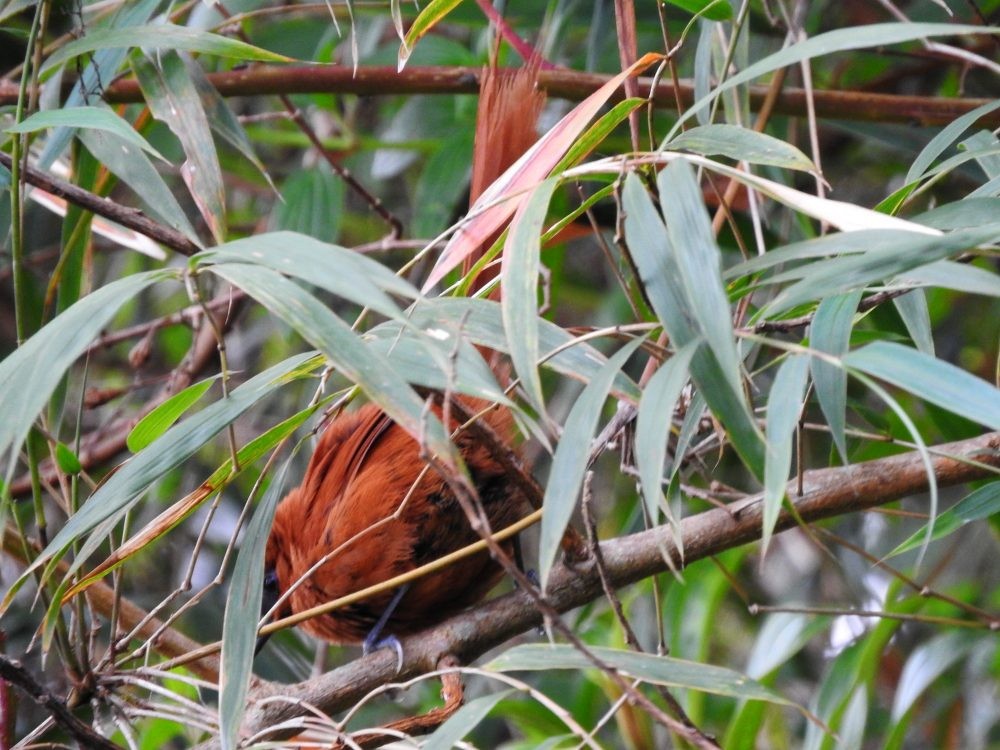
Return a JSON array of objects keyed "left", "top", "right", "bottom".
[
  {"left": 230, "top": 430, "right": 1000, "bottom": 742},
  {"left": 3, "top": 65, "right": 990, "bottom": 127}
]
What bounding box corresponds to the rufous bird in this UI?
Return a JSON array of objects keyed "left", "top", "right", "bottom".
[{"left": 259, "top": 63, "right": 546, "bottom": 658}]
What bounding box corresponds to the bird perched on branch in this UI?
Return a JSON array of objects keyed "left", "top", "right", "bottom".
[{"left": 259, "top": 62, "right": 546, "bottom": 658}]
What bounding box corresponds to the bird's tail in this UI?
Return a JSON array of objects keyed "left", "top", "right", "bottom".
[{"left": 461, "top": 59, "right": 545, "bottom": 298}]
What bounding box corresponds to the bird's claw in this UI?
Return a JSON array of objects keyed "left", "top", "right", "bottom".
[{"left": 363, "top": 633, "right": 404, "bottom": 673}]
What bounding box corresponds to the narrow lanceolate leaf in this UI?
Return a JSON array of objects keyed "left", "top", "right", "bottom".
[
  {"left": 133, "top": 52, "right": 227, "bottom": 244},
  {"left": 887, "top": 481, "right": 1000, "bottom": 558},
  {"left": 209, "top": 264, "right": 452, "bottom": 459},
  {"left": 762, "top": 355, "right": 810, "bottom": 555},
  {"left": 664, "top": 0, "right": 733, "bottom": 21},
  {"left": 373, "top": 298, "right": 641, "bottom": 402},
  {"left": 844, "top": 342, "right": 1000, "bottom": 430},
  {"left": 658, "top": 160, "right": 743, "bottom": 400},
  {"left": 503, "top": 176, "right": 559, "bottom": 414},
  {"left": 0, "top": 271, "right": 170, "bottom": 480},
  {"left": 6, "top": 105, "right": 167, "bottom": 161},
  {"left": 908, "top": 100, "right": 1000, "bottom": 184},
  {"left": 196, "top": 231, "right": 418, "bottom": 321},
  {"left": 890, "top": 632, "right": 979, "bottom": 723},
  {"left": 78, "top": 128, "right": 200, "bottom": 244},
  {"left": 220, "top": 457, "right": 294, "bottom": 750},
  {"left": 398, "top": 0, "right": 464, "bottom": 70},
  {"left": 892, "top": 290, "right": 934, "bottom": 355},
  {"left": 489, "top": 644, "right": 795, "bottom": 706},
  {"left": 668, "top": 23, "right": 1000, "bottom": 137},
  {"left": 40, "top": 23, "right": 290, "bottom": 75},
  {"left": 764, "top": 222, "right": 1000, "bottom": 316},
  {"left": 423, "top": 690, "right": 515, "bottom": 750},
  {"left": 903, "top": 260, "right": 1000, "bottom": 298},
  {"left": 424, "top": 52, "right": 663, "bottom": 291},
  {"left": 623, "top": 173, "right": 764, "bottom": 477},
  {"left": 126, "top": 376, "right": 219, "bottom": 453},
  {"left": 182, "top": 54, "right": 274, "bottom": 190},
  {"left": 539, "top": 338, "right": 645, "bottom": 590},
  {"left": 0, "top": 352, "right": 314, "bottom": 613},
  {"left": 635, "top": 342, "right": 698, "bottom": 531},
  {"left": 667, "top": 124, "right": 814, "bottom": 171},
  {"left": 809, "top": 291, "right": 861, "bottom": 463}
]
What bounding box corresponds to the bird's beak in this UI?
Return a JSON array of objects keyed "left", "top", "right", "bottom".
[{"left": 255, "top": 584, "right": 281, "bottom": 656}]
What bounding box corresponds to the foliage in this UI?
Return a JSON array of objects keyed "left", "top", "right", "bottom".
[{"left": 1, "top": 0, "right": 999, "bottom": 748}]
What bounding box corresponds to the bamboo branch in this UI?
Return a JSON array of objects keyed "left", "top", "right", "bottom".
[{"left": 1, "top": 65, "right": 991, "bottom": 127}]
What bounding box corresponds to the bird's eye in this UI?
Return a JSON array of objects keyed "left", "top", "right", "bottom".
[{"left": 263, "top": 569, "right": 279, "bottom": 592}]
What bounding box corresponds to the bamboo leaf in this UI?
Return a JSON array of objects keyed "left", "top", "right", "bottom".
[
  {"left": 539, "top": 338, "right": 645, "bottom": 589},
  {"left": 668, "top": 124, "right": 814, "bottom": 171},
  {"left": 844, "top": 342, "right": 1000, "bottom": 430},
  {"left": 220, "top": 457, "right": 295, "bottom": 750},
  {"left": 133, "top": 52, "right": 227, "bottom": 244},
  {"left": 887, "top": 481, "right": 1000, "bottom": 558},
  {"left": 635, "top": 342, "right": 697, "bottom": 531},
  {"left": 809, "top": 291, "right": 861, "bottom": 463},
  {"left": 490, "top": 644, "right": 796, "bottom": 706},
  {"left": 126, "top": 376, "right": 220, "bottom": 453},
  {"left": 423, "top": 690, "right": 515, "bottom": 750},
  {"left": 0, "top": 271, "right": 170, "bottom": 480},
  {"left": 503, "top": 176, "right": 558, "bottom": 414},
  {"left": 6, "top": 105, "right": 167, "bottom": 161},
  {"left": 41, "top": 23, "right": 290, "bottom": 75},
  {"left": 762, "top": 355, "right": 810, "bottom": 554}
]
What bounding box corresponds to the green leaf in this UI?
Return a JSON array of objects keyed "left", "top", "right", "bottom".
[
  {"left": 132, "top": 52, "right": 227, "bottom": 244},
  {"left": 762, "top": 355, "right": 810, "bottom": 553},
  {"left": 623, "top": 173, "right": 764, "bottom": 476},
  {"left": 196, "top": 231, "right": 418, "bottom": 321},
  {"left": 907, "top": 99, "right": 1000, "bottom": 184},
  {"left": 658, "top": 160, "right": 743, "bottom": 399},
  {"left": 40, "top": 23, "right": 290, "bottom": 75},
  {"left": 809, "top": 291, "right": 861, "bottom": 463},
  {"left": 0, "top": 271, "right": 170, "bottom": 479},
  {"left": 399, "top": 0, "right": 463, "bottom": 69},
  {"left": 904, "top": 260, "right": 1000, "bottom": 297},
  {"left": 664, "top": 0, "right": 732, "bottom": 20},
  {"left": 220, "top": 456, "right": 295, "bottom": 750},
  {"left": 538, "top": 337, "right": 645, "bottom": 589},
  {"left": 887, "top": 481, "right": 1000, "bottom": 558},
  {"left": 126, "top": 376, "right": 219, "bottom": 453},
  {"left": 668, "top": 23, "right": 1000, "bottom": 138},
  {"left": 553, "top": 98, "right": 646, "bottom": 175},
  {"left": 668, "top": 124, "right": 813, "bottom": 171},
  {"left": 382, "top": 297, "right": 641, "bottom": 402},
  {"left": 635, "top": 342, "right": 697, "bottom": 531},
  {"left": 54, "top": 443, "right": 82, "bottom": 475},
  {"left": 78, "top": 128, "right": 201, "bottom": 244},
  {"left": 763, "top": 223, "right": 1000, "bottom": 316},
  {"left": 504, "top": 177, "right": 558, "bottom": 414},
  {"left": 892, "top": 290, "right": 934, "bottom": 355},
  {"left": 490, "top": 644, "right": 796, "bottom": 706},
  {"left": 423, "top": 690, "right": 515, "bottom": 750},
  {"left": 5, "top": 105, "right": 167, "bottom": 161},
  {"left": 209, "top": 264, "right": 452, "bottom": 459},
  {"left": 844, "top": 342, "right": 1000, "bottom": 430},
  {"left": 890, "top": 632, "right": 978, "bottom": 723}
]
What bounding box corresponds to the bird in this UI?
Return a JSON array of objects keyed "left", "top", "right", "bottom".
[{"left": 259, "top": 61, "right": 546, "bottom": 659}]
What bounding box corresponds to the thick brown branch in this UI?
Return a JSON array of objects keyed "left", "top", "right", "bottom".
[
  {"left": 232, "top": 430, "right": 1000, "bottom": 742},
  {"left": 4, "top": 66, "right": 991, "bottom": 127},
  {"left": 0, "top": 151, "right": 201, "bottom": 257}
]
